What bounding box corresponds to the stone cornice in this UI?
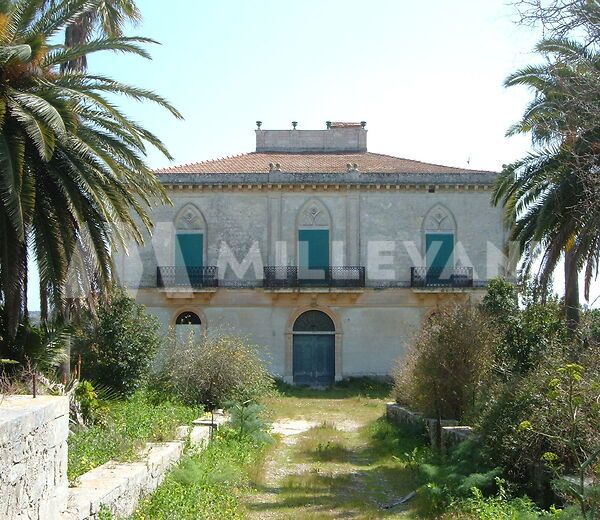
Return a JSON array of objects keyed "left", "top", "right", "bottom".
[{"left": 158, "top": 171, "right": 497, "bottom": 190}]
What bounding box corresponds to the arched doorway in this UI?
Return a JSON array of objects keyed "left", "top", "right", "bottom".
[
  {"left": 292, "top": 310, "right": 335, "bottom": 385},
  {"left": 175, "top": 311, "right": 202, "bottom": 342}
]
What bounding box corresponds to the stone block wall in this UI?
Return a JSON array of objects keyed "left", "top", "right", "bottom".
[
  {"left": 0, "top": 395, "right": 69, "bottom": 520},
  {"left": 386, "top": 402, "right": 470, "bottom": 450}
]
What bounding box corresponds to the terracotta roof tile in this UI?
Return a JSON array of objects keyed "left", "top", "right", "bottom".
[{"left": 155, "top": 152, "right": 495, "bottom": 175}]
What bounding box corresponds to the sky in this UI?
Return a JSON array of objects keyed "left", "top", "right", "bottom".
[{"left": 26, "top": 0, "right": 600, "bottom": 309}]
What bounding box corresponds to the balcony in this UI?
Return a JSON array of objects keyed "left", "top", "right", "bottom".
[
  {"left": 157, "top": 266, "right": 219, "bottom": 289},
  {"left": 263, "top": 266, "right": 365, "bottom": 290},
  {"left": 410, "top": 267, "right": 473, "bottom": 289}
]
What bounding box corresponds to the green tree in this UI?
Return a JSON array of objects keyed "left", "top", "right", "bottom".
[
  {"left": 53, "top": 0, "right": 142, "bottom": 71},
  {"left": 493, "top": 38, "right": 600, "bottom": 331},
  {"left": 76, "top": 288, "right": 161, "bottom": 396},
  {"left": 0, "top": 0, "right": 181, "bottom": 349}
]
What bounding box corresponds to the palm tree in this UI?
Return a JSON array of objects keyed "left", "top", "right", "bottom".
[
  {"left": 57, "top": 0, "right": 142, "bottom": 71},
  {"left": 0, "top": 0, "right": 181, "bottom": 349},
  {"left": 494, "top": 38, "right": 600, "bottom": 330}
]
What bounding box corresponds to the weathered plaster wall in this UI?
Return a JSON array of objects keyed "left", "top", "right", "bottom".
[
  {"left": 130, "top": 287, "right": 478, "bottom": 380},
  {"left": 116, "top": 183, "right": 502, "bottom": 379},
  {"left": 0, "top": 395, "right": 69, "bottom": 520},
  {"left": 117, "top": 186, "right": 504, "bottom": 288}
]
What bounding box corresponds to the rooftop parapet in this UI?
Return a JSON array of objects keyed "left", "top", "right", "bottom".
[{"left": 255, "top": 121, "right": 367, "bottom": 153}]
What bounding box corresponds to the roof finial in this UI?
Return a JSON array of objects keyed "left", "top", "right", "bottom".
[
  {"left": 326, "top": 121, "right": 331, "bottom": 129},
  {"left": 256, "top": 121, "right": 262, "bottom": 130},
  {"left": 360, "top": 121, "right": 367, "bottom": 129},
  {"left": 291, "top": 121, "right": 298, "bottom": 130}
]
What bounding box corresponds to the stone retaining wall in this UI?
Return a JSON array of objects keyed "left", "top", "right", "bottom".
[
  {"left": 0, "top": 395, "right": 69, "bottom": 520},
  {"left": 386, "top": 402, "right": 472, "bottom": 450},
  {"left": 63, "top": 413, "right": 225, "bottom": 519},
  {"left": 0, "top": 394, "right": 225, "bottom": 520}
]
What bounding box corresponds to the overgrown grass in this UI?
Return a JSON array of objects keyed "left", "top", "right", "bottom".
[
  {"left": 129, "top": 427, "right": 269, "bottom": 520},
  {"left": 440, "top": 487, "right": 561, "bottom": 519},
  {"left": 253, "top": 414, "right": 429, "bottom": 517},
  {"left": 68, "top": 391, "right": 201, "bottom": 482},
  {"left": 275, "top": 376, "right": 392, "bottom": 400},
  {"left": 296, "top": 422, "right": 353, "bottom": 462}
]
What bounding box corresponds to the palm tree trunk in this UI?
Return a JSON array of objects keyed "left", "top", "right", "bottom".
[
  {"left": 61, "top": 18, "right": 89, "bottom": 72},
  {"left": 40, "top": 284, "right": 48, "bottom": 324},
  {"left": 564, "top": 249, "right": 580, "bottom": 333}
]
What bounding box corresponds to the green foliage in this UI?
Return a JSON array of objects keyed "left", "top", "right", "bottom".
[
  {"left": 448, "top": 484, "right": 558, "bottom": 519},
  {"left": 393, "top": 302, "right": 500, "bottom": 421},
  {"left": 77, "top": 289, "right": 161, "bottom": 397},
  {"left": 0, "top": 316, "right": 68, "bottom": 374},
  {"left": 481, "top": 278, "right": 568, "bottom": 375},
  {"left": 74, "top": 380, "right": 105, "bottom": 425},
  {"left": 67, "top": 391, "right": 201, "bottom": 482},
  {"left": 0, "top": 0, "right": 180, "bottom": 338},
  {"left": 226, "top": 400, "right": 273, "bottom": 444},
  {"left": 150, "top": 331, "right": 274, "bottom": 410},
  {"left": 417, "top": 439, "right": 503, "bottom": 514},
  {"left": 477, "top": 345, "right": 599, "bottom": 498},
  {"left": 97, "top": 505, "right": 114, "bottom": 520},
  {"left": 481, "top": 278, "right": 519, "bottom": 323},
  {"left": 130, "top": 426, "right": 269, "bottom": 519}
]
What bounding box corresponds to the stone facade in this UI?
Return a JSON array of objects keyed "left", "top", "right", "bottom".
[
  {"left": 0, "top": 396, "right": 69, "bottom": 520},
  {"left": 117, "top": 123, "right": 507, "bottom": 382}
]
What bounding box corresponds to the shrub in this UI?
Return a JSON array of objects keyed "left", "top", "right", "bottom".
[
  {"left": 226, "top": 400, "right": 273, "bottom": 444},
  {"left": 445, "top": 485, "right": 556, "bottom": 519},
  {"left": 477, "top": 346, "right": 600, "bottom": 508},
  {"left": 481, "top": 278, "right": 568, "bottom": 376},
  {"left": 150, "top": 331, "right": 274, "bottom": 410},
  {"left": 74, "top": 380, "right": 105, "bottom": 425},
  {"left": 76, "top": 288, "right": 161, "bottom": 397},
  {"left": 393, "top": 302, "right": 500, "bottom": 421}
]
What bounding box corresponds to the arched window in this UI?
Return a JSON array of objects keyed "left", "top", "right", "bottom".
[
  {"left": 293, "top": 310, "right": 335, "bottom": 332},
  {"left": 175, "top": 311, "right": 201, "bottom": 325}
]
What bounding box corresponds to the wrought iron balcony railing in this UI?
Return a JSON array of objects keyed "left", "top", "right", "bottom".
[
  {"left": 410, "top": 267, "right": 473, "bottom": 288},
  {"left": 264, "top": 266, "right": 366, "bottom": 289},
  {"left": 157, "top": 266, "right": 219, "bottom": 289}
]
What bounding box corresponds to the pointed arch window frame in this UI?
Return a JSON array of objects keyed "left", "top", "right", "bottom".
[
  {"left": 173, "top": 204, "right": 207, "bottom": 268},
  {"left": 295, "top": 198, "right": 333, "bottom": 273}
]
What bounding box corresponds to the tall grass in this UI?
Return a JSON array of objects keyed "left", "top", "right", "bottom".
[
  {"left": 129, "top": 428, "right": 269, "bottom": 519},
  {"left": 68, "top": 391, "right": 201, "bottom": 482}
]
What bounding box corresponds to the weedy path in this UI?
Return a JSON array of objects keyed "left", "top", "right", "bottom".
[{"left": 244, "top": 384, "right": 421, "bottom": 519}]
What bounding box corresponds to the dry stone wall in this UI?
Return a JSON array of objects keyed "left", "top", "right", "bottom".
[{"left": 0, "top": 395, "right": 69, "bottom": 520}]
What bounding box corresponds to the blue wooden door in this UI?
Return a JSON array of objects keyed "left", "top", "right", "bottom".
[
  {"left": 298, "top": 229, "right": 329, "bottom": 284},
  {"left": 426, "top": 233, "right": 454, "bottom": 283},
  {"left": 293, "top": 334, "right": 335, "bottom": 385},
  {"left": 176, "top": 233, "right": 203, "bottom": 284}
]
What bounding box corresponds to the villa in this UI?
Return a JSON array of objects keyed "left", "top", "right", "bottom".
[{"left": 117, "top": 122, "right": 506, "bottom": 385}]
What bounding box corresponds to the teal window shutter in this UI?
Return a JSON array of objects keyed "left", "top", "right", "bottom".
[
  {"left": 176, "top": 233, "right": 204, "bottom": 268},
  {"left": 298, "top": 229, "right": 330, "bottom": 269},
  {"left": 426, "top": 233, "right": 454, "bottom": 281}
]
